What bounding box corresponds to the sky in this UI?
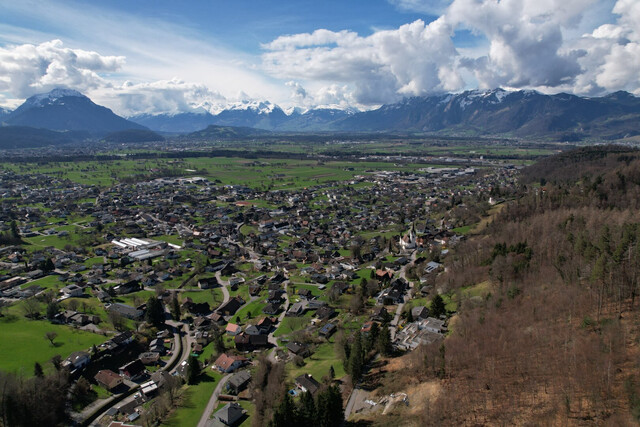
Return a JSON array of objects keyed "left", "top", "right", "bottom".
[{"left": 0, "top": 0, "right": 638, "bottom": 116}]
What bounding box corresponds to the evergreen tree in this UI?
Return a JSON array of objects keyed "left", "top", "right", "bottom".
[
  {"left": 145, "top": 296, "right": 165, "bottom": 327},
  {"left": 329, "top": 365, "right": 335, "bottom": 380},
  {"left": 46, "top": 302, "right": 59, "bottom": 320},
  {"left": 269, "top": 393, "right": 297, "bottom": 427},
  {"left": 430, "top": 294, "right": 446, "bottom": 318},
  {"left": 377, "top": 323, "right": 392, "bottom": 356},
  {"left": 44, "top": 258, "right": 55, "bottom": 273},
  {"left": 348, "top": 331, "right": 364, "bottom": 383},
  {"left": 317, "top": 385, "right": 344, "bottom": 427},
  {"left": 298, "top": 390, "right": 316, "bottom": 424},
  {"left": 187, "top": 355, "right": 200, "bottom": 385},
  {"left": 34, "top": 362, "right": 44, "bottom": 378},
  {"left": 170, "top": 296, "right": 181, "bottom": 321},
  {"left": 10, "top": 221, "right": 19, "bottom": 239}
]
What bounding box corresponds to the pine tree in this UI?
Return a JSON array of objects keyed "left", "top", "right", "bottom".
[
  {"left": 298, "top": 391, "right": 316, "bottom": 425},
  {"left": 170, "top": 296, "right": 181, "bottom": 321},
  {"left": 317, "top": 385, "right": 344, "bottom": 427},
  {"left": 377, "top": 323, "right": 392, "bottom": 356},
  {"left": 34, "top": 362, "right": 44, "bottom": 378},
  {"left": 145, "top": 296, "right": 165, "bottom": 327},
  {"left": 348, "top": 331, "right": 364, "bottom": 383},
  {"left": 187, "top": 355, "right": 200, "bottom": 385},
  {"left": 269, "top": 393, "right": 297, "bottom": 427},
  {"left": 430, "top": 294, "right": 446, "bottom": 318}
]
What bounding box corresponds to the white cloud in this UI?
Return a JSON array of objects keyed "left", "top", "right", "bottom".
[
  {"left": 0, "top": 39, "right": 124, "bottom": 98},
  {"left": 263, "top": 19, "right": 462, "bottom": 106},
  {"left": 388, "top": 0, "right": 453, "bottom": 15}
]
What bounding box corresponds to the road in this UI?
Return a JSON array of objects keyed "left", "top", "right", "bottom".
[
  {"left": 82, "top": 321, "right": 188, "bottom": 426},
  {"left": 390, "top": 250, "right": 417, "bottom": 340},
  {"left": 214, "top": 271, "right": 230, "bottom": 304},
  {"left": 196, "top": 373, "right": 232, "bottom": 427},
  {"left": 267, "top": 281, "right": 290, "bottom": 363}
]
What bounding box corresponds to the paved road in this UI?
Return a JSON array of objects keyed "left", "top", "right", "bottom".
[
  {"left": 267, "top": 281, "right": 289, "bottom": 363},
  {"left": 196, "top": 373, "right": 232, "bottom": 427},
  {"left": 344, "top": 387, "right": 369, "bottom": 420},
  {"left": 215, "top": 271, "right": 230, "bottom": 305},
  {"left": 390, "top": 250, "right": 416, "bottom": 340},
  {"left": 85, "top": 322, "right": 187, "bottom": 426}
]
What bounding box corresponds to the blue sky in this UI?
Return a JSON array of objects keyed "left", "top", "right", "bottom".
[{"left": 0, "top": 0, "right": 636, "bottom": 115}]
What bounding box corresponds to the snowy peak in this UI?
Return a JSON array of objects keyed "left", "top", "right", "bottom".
[{"left": 26, "top": 88, "right": 87, "bottom": 107}]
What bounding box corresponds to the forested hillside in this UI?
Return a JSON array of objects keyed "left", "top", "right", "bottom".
[{"left": 378, "top": 146, "right": 640, "bottom": 425}]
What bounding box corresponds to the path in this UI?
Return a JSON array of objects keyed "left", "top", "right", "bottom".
[
  {"left": 196, "top": 373, "right": 233, "bottom": 427},
  {"left": 267, "top": 281, "right": 290, "bottom": 363}
]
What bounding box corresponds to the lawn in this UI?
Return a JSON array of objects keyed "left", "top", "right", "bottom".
[
  {"left": 161, "top": 370, "right": 222, "bottom": 427},
  {"left": 288, "top": 341, "right": 345, "bottom": 382},
  {"left": 0, "top": 316, "right": 109, "bottom": 374},
  {"left": 20, "top": 274, "right": 64, "bottom": 290}
]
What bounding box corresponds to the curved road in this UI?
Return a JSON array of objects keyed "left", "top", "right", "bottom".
[{"left": 196, "top": 373, "right": 232, "bottom": 427}]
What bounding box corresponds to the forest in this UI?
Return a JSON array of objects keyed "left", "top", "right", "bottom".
[{"left": 379, "top": 145, "right": 640, "bottom": 425}]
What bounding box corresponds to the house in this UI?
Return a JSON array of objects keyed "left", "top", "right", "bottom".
[
  {"left": 111, "top": 331, "right": 135, "bottom": 348},
  {"left": 63, "top": 351, "right": 90, "bottom": 370},
  {"left": 217, "top": 297, "right": 244, "bottom": 316},
  {"left": 287, "top": 341, "right": 310, "bottom": 357},
  {"left": 119, "top": 359, "right": 146, "bottom": 381},
  {"left": 298, "top": 289, "right": 313, "bottom": 300},
  {"left": 319, "top": 322, "right": 336, "bottom": 338},
  {"left": 235, "top": 332, "right": 268, "bottom": 352},
  {"left": 225, "top": 323, "right": 242, "bottom": 336},
  {"left": 139, "top": 352, "right": 161, "bottom": 365},
  {"left": 61, "top": 284, "right": 83, "bottom": 298},
  {"left": 94, "top": 369, "right": 123, "bottom": 391},
  {"left": 295, "top": 374, "right": 320, "bottom": 395},
  {"left": 286, "top": 302, "right": 305, "bottom": 317},
  {"left": 140, "top": 380, "right": 158, "bottom": 397},
  {"left": 198, "top": 277, "right": 218, "bottom": 289},
  {"left": 371, "top": 306, "right": 389, "bottom": 322},
  {"left": 411, "top": 306, "right": 430, "bottom": 321},
  {"left": 148, "top": 338, "right": 166, "bottom": 354},
  {"left": 315, "top": 306, "right": 336, "bottom": 320},
  {"left": 256, "top": 317, "right": 274, "bottom": 333},
  {"left": 213, "top": 353, "right": 248, "bottom": 373},
  {"left": 262, "top": 303, "right": 280, "bottom": 315},
  {"left": 424, "top": 261, "right": 442, "bottom": 274},
  {"left": 214, "top": 402, "right": 244, "bottom": 426},
  {"left": 108, "top": 303, "right": 144, "bottom": 320},
  {"left": 227, "top": 370, "right": 251, "bottom": 394}
]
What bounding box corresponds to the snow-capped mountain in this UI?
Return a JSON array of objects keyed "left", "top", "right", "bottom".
[{"left": 6, "top": 88, "right": 146, "bottom": 135}]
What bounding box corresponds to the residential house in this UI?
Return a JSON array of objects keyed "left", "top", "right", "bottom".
[
  {"left": 119, "top": 359, "right": 146, "bottom": 381},
  {"left": 61, "top": 284, "right": 83, "bottom": 298},
  {"left": 217, "top": 297, "right": 244, "bottom": 316},
  {"left": 234, "top": 332, "right": 268, "bottom": 352},
  {"left": 94, "top": 369, "right": 123, "bottom": 391},
  {"left": 108, "top": 303, "right": 144, "bottom": 320},
  {"left": 63, "top": 351, "right": 90, "bottom": 370},
  {"left": 295, "top": 374, "right": 320, "bottom": 395},
  {"left": 214, "top": 402, "right": 244, "bottom": 426},
  {"left": 213, "top": 353, "right": 248, "bottom": 373},
  {"left": 225, "top": 323, "right": 242, "bottom": 336},
  {"left": 227, "top": 371, "right": 251, "bottom": 395},
  {"left": 318, "top": 322, "right": 336, "bottom": 338},
  {"left": 287, "top": 341, "right": 310, "bottom": 357}
]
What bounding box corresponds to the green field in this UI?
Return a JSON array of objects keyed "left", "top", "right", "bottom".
[
  {"left": 287, "top": 341, "right": 345, "bottom": 382},
  {"left": 161, "top": 370, "right": 222, "bottom": 427},
  {"left": 0, "top": 317, "right": 108, "bottom": 373}
]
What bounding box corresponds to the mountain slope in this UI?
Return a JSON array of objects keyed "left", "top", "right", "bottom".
[
  {"left": 186, "top": 125, "right": 272, "bottom": 139},
  {"left": 0, "top": 126, "right": 88, "bottom": 149},
  {"left": 6, "top": 88, "right": 147, "bottom": 135},
  {"left": 335, "top": 89, "right": 640, "bottom": 139}
]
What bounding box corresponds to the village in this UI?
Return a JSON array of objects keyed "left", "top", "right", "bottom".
[{"left": 0, "top": 156, "right": 518, "bottom": 426}]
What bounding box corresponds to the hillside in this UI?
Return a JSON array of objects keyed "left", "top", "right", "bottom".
[
  {"left": 364, "top": 146, "right": 640, "bottom": 425},
  {"left": 5, "top": 88, "right": 147, "bottom": 136},
  {"left": 186, "top": 124, "right": 272, "bottom": 139},
  {"left": 0, "top": 126, "right": 88, "bottom": 149},
  {"left": 102, "top": 129, "right": 164, "bottom": 143}
]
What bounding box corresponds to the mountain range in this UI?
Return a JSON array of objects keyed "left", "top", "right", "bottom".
[
  {"left": 2, "top": 88, "right": 145, "bottom": 135},
  {"left": 131, "top": 89, "right": 640, "bottom": 140},
  {"left": 1, "top": 88, "right": 639, "bottom": 148}
]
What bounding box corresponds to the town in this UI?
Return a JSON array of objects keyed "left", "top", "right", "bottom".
[{"left": 0, "top": 149, "right": 519, "bottom": 426}]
